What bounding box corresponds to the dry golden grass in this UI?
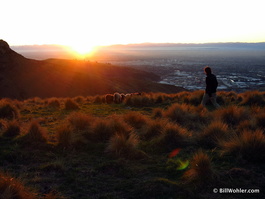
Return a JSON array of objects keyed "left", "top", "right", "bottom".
[
  {"left": 47, "top": 98, "right": 61, "bottom": 109},
  {"left": 153, "top": 122, "right": 190, "bottom": 151},
  {"left": 141, "top": 119, "right": 168, "bottom": 140},
  {"left": 123, "top": 111, "right": 149, "bottom": 129},
  {"left": 255, "top": 111, "right": 265, "bottom": 129},
  {"left": 163, "top": 103, "right": 209, "bottom": 130},
  {"left": 199, "top": 120, "right": 229, "bottom": 148},
  {"left": 220, "top": 129, "right": 265, "bottom": 162},
  {"left": 151, "top": 108, "right": 163, "bottom": 119},
  {"left": 64, "top": 98, "right": 79, "bottom": 110},
  {"left": 23, "top": 121, "right": 48, "bottom": 143},
  {"left": 105, "top": 132, "right": 141, "bottom": 158},
  {"left": 239, "top": 90, "right": 265, "bottom": 106},
  {"left": 183, "top": 150, "right": 214, "bottom": 185},
  {"left": 2, "top": 120, "right": 21, "bottom": 138},
  {"left": 91, "top": 119, "right": 113, "bottom": 142},
  {"left": 124, "top": 95, "right": 153, "bottom": 107},
  {"left": 216, "top": 106, "right": 250, "bottom": 126},
  {"left": 0, "top": 172, "right": 36, "bottom": 199},
  {"left": 107, "top": 116, "right": 133, "bottom": 138},
  {"left": 66, "top": 112, "right": 94, "bottom": 133},
  {"left": 0, "top": 99, "right": 20, "bottom": 120},
  {"left": 56, "top": 124, "right": 73, "bottom": 148}
]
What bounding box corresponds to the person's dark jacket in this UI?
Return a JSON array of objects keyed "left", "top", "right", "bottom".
[{"left": 205, "top": 74, "right": 218, "bottom": 96}]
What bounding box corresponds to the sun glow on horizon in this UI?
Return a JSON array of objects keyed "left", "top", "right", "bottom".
[{"left": 69, "top": 43, "right": 99, "bottom": 58}]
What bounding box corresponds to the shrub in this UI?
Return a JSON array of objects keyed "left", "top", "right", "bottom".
[
  {"left": 64, "top": 98, "right": 79, "bottom": 110},
  {"left": 0, "top": 100, "right": 20, "bottom": 120},
  {"left": 220, "top": 130, "right": 265, "bottom": 162},
  {"left": 183, "top": 150, "right": 214, "bottom": 185},
  {"left": 123, "top": 111, "right": 149, "bottom": 129},
  {"left": 2, "top": 120, "right": 21, "bottom": 138},
  {"left": 198, "top": 121, "right": 229, "bottom": 148},
  {"left": 0, "top": 172, "right": 36, "bottom": 199}
]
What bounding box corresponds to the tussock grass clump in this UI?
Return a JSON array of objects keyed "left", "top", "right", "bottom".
[
  {"left": 219, "top": 91, "right": 239, "bottom": 105},
  {"left": 216, "top": 106, "right": 249, "bottom": 126},
  {"left": 107, "top": 116, "right": 133, "bottom": 138},
  {"left": 105, "top": 133, "right": 144, "bottom": 159},
  {"left": 183, "top": 150, "right": 214, "bottom": 185},
  {"left": 184, "top": 90, "right": 204, "bottom": 106},
  {"left": 47, "top": 98, "right": 61, "bottom": 109},
  {"left": 199, "top": 121, "right": 229, "bottom": 148},
  {"left": 239, "top": 90, "right": 265, "bottom": 106},
  {"left": 220, "top": 130, "right": 265, "bottom": 162},
  {"left": 23, "top": 121, "right": 48, "bottom": 143},
  {"left": 0, "top": 119, "right": 7, "bottom": 133},
  {"left": 56, "top": 124, "right": 73, "bottom": 148},
  {"left": 236, "top": 119, "right": 257, "bottom": 133},
  {"left": 255, "top": 112, "right": 265, "bottom": 129},
  {"left": 123, "top": 111, "right": 149, "bottom": 129},
  {"left": 2, "top": 120, "right": 21, "bottom": 138},
  {"left": 163, "top": 103, "right": 209, "bottom": 130},
  {"left": 124, "top": 95, "right": 153, "bottom": 107},
  {"left": 141, "top": 119, "right": 168, "bottom": 140},
  {"left": 73, "top": 96, "right": 85, "bottom": 104},
  {"left": 0, "top": 99, "right": 20, "bottom": 120},
  {"left": 151, "top": 108, "right": 163, "bottom": 119},
  {"left": 92, "top": 119, "right": 113, "bottom": 142},
  {"left": 66, "top": 112, "right": 94, "bottom": 132},
  {"left": 94, "top": 95, "right": 104, "bottom": 104},
  {"left": 153, "top": 123, "right": 189, "bottom": 152},
  {"left": 64, "top": 98, "right": 79, "bottom": 110},
  {"left": 0, "top": 172, "right": 36, "bottom": 199}
]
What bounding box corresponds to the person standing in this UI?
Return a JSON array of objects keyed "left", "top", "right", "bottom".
[{"left": 201, "top": 66, "right": 220, "bottom": 108}]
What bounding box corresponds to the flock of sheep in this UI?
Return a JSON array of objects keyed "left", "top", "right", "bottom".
[{"left": 105, "top": 92, "right": 141, "bottom": 104}]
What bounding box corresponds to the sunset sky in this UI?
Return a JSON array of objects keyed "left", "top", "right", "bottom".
[{"left": 2, "top": 0, "right": 265, "bottom": 51}]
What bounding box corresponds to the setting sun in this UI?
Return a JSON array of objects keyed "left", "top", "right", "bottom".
[{"left": 70, "top": 43, "right": 97, "bottom": 57}]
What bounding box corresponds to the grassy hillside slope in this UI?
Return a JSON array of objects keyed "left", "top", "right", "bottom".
[{"left": 0, "top": 90, "right": 265, "bottom": 198}]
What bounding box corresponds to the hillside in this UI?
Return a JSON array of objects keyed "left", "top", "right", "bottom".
[
  {"left": 0, "top": 90, "right": 265, "bottom": 198},
  {"left": 0, "top": 40, "right": 185, "bottom": 99}
]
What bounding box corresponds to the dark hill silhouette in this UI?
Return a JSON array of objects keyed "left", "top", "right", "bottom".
[{"left": 0, "top": 40, "right": 185, "bottom": 99}]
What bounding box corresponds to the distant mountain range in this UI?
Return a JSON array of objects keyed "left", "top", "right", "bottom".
[
  {"left": 0, "top": 40, "right": 185, "bottom": 99},
  {"left": 11, "top": 42, "right": 265, "bottom": 61}
]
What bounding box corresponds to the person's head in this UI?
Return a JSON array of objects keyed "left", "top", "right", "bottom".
[{"left": 204, "top": 66, "right": 212, "bottom": 75}]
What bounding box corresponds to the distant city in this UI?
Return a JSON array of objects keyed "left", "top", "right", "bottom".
[
  {"left": 14, "top": 43, "right": 265, "bottom": 92},
  {"left": 98, "top": 44, "right": 265, "bottom": 92}
]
